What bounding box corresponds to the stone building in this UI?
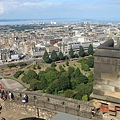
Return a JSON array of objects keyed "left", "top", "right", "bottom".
[{"left": 91, "top": 39, "right": 120, "bottom": 118}]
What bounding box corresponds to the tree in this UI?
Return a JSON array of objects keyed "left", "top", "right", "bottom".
[
  {"left": 14, "top": 70, "right": 24, "bottom": 78},
  {"left": 51, "top": 62, "right": 56, "bottom": 67},
  {"left": 46, "top": 82, "right": 56, "bottom": 94},
  {"left": 79, "top": 74, "right": 88, "bottom": 84},
  {"left": 66, "top": 61, "right": 69, "bottom": 66},
  {"left": 37, "top": 64, "right": 41, "bottom": 69},
  {"left": 57, "top": 72, "right": 71, "bottom": 91},
  {"left": 79, "top": 46, "right": 85, "bottom": 57},
  {"left": 43, "top": 51, "right": 50, "bottom": 63},
  {"left": 81, "top": 64, "right": 90, "bottom": 71},
  {"left": 74, "top": 68, "right": 81, "bottom": 78},
  {"left": 82, "top": 94, "right": 88, "bottom": 101},
  {"left": 69, "top": 47, "right": 74, "bottom": 58},
  {"left": 17, "top": 62, "right": 27, "bottom": 67},
  {"left": 87, "top": 72, "right": 94, "bottom": 83},
  {"left": 87, "top": 56, "right": 94, "bottom": 68},
  {"left": 59, "top": 51, "right": 64, "bottom": 60},
  {"left": 38, "top": 71, "right": 46, "bottom": 81},
  {"left": 30, "top": 81, "right": 40, "bottom": 91},
  {"left": 64, "top": 90, "right": 74, "bottom": 98},
  {"left": 68, "top": 66, "right": 75, "bottom": 75},
  {"left": 27, "top": 69, "right": 38, "bottom": 79},
  {"left": 74, "top": 54, "right": 79, "bottom": 58},
  {"left": 88, "top": 44, "right": 94, "bottom": 55},
  {"left": 7, "top": 63, "right": 16, "bottom": 68},
  {"left": 59, "top": 65, "right": 65, "bottom": 72},
  {"left": 51, "top": 50, "right": 58, "bottom": 62},
  {"left": 45, "top": 67, "right": 59, "bottom": 83},
  {"left": 40, "top": 78, "right": 48, "bottom": 90}
]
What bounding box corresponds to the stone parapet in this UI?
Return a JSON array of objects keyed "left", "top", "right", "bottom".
[{"left": 1, "top": 89, "right": 95, "bottom": 119}]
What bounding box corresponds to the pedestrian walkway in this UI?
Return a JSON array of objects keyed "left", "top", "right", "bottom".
[{"left": 0, "top": 79, "right": 25, "bottom": 91}]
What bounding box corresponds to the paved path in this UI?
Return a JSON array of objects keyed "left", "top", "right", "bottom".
[{"left": 0, "top": 78, "right": 26, "bottom": 91}]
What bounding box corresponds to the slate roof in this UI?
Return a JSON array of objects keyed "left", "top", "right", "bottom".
[{"left": 51, "top": 112, "right": 91, "bottom": 120}]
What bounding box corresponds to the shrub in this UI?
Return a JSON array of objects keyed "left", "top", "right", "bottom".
[{"left": 14, "top": 70, "right": 24, "bottom": 78}]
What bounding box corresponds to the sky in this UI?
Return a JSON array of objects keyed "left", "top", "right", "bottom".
[{"left": 0, "top": 0, "right": 120, "bottom": 22}]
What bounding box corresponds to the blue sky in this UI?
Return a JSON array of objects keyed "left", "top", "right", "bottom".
[{"left": 0, "top": 0, "right": 120, "bottom": 21}]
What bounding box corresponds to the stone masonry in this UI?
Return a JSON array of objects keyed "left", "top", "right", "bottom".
[{"left": 91, "top": 39, "right": 120, "bottom": 119}]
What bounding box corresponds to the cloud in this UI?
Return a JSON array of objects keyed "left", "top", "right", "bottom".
[
  {"left": 0, "top": 2, "right": 5, "bottom": 14},
  {"left": 0, "top": 7, "right": 4, "bottom": 14}
]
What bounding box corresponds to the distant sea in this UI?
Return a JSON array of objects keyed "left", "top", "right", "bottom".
[{"left": 0, "top": 18, "right": 119, "bottom": 25}]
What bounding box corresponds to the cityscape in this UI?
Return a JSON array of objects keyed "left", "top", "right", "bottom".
[
  {"left": 0, "top": 0, "right": 120, "bottom": 120},
  {"left": 0, "top": 21, "right": 119, "bottom": 64}
]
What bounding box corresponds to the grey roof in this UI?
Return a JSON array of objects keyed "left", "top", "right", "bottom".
[{"left": 51, "top": 112, "right": 91, "bottom": 120}]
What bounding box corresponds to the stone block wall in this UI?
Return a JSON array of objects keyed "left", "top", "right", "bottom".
[
  {"left": 1, "top": 89, "right": 94, "bottom": 119},
  {"left": 91, "top": 39, "right": 120, "bottom": 111},
  {"left": 93, "top": 49, "right": 120, "bottom": 99}
]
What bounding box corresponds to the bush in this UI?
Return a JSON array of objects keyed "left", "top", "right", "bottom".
[
  {"left": 64, "top": 90, "right": 74, "bottom": 98},
  {"left": 14, "top": 70, "right": 24, "bottom": 78},
  {"left": 66, "top": 61, "right": 69, "bottom": 66},
  {"left": 30, "top": 81, "right": 40, "bottom": 91},
  {"left": 7, "top": 63, "right": 16, "bottom": 68},
  {"left": 51, "top": 62, "right": 56, "bottom": 67},
  {"left": 17, "top": 62, "right": 27, "bottom": 67}
]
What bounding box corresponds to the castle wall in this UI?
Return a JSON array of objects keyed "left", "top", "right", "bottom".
[{"left": 1, "top": 90, "right": 96, "bottom": 120}]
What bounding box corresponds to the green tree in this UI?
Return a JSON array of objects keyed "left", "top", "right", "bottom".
[
  {"left": 30, "top": 81, "right": 40, "bottom": 91},
  {"left": 17, "top": 62, "right": 27, "bottom": 67},
  {"left": 87, "top": 72, "right": 94, "bottom": 83},
  {"left": 64, "top": 89, "right": 75, "bottom": 98},
  {"left": 74, "top": 68, "right": 81, "bottom": 78},
  {"left": 74, "top": 54, "right": 79, "bottom": 58},
  {"left": 46, "top": 81, "right": 56, "bottom": 94},
  {"left": 66, "top": 61, "right": 69, "bottom": 66},
  {"left": 57, "top": 72, "right": 71, "bottom": 91},
  {"left": 74, "top": 83, "right": 88, "bottom": 100},
  {"left": 78, "top": 58, "right": 87, "bottom": 64},
  {"left": 59, "top": 65, "right": 65, "bottom": 72},
  {"left": 21, "top": 69, "right": 38, "bottom": 84},
  {"left": 82, "top": 94, "right": 88, "bottom": 101},
  {"left": 68, "top": 66, "right": 75, "bottom": 76},
  {"left": 14, "top": 70, "right": 24, "bottom": 78},
  {"left": 43, "top": 51, "right": 50, "bottom": 63},
  {"left": 40, "top": 78, "right": 48, "bottom": 90},
  {"left": 27, "top": 69, "right": 38, "bottom": 79},
  {"left": 81, "top": 64, "right": 90, "bottom": 71},
  {"left": 37, "top": 64, "right": 41, "bottom": 69},
  {"left": 59, "top": 51, "right": 64, "bottom": 60},
  {"left": 79, "top": 46, "right": 85, "bottom": 57},
  {"left": 7, "top": 63, "right": 16, "bottom": 68},
  {"left": 79, "top": 74, "right": 88, "bottom": 84},
  {"left": 71, "top": 79, "right": 77, "bottom": 89},
  {"left": 87, "top": 56, "right": 94, "bottom": 68},
  {"left": 69, "top": 47, "right": 74, "bottom": 58},
  {"left": 38, "top": 71, "right": 46, "bottom": 81},
  {"left": 51, "top": 62, "right": 56, "bottom": 67},
  {"left": 51, "top": 50, "right": 58, "bottom": 62},
  {"left": 88, "top": 44, "right": 94, "bottom": 55},
  {"left": 45, "top": 67, "right": 59, "bottom": 83}
]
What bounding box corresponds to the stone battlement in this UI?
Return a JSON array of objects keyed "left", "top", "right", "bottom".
[{"left": 1, "top": 89, "right": 99, "bottom": 120}]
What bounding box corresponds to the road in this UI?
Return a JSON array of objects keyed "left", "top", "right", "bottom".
[{"left": 0, "top": 58, "right": 43, "bottom": 69}]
